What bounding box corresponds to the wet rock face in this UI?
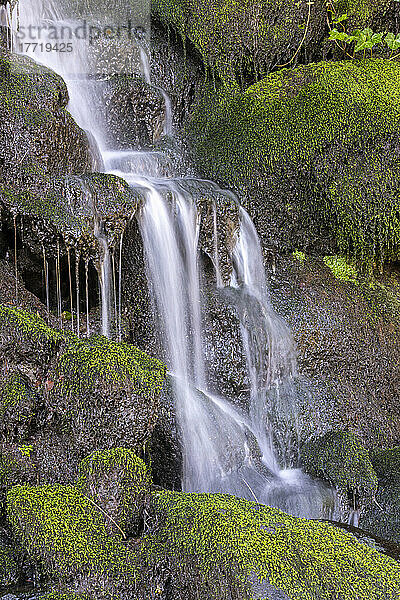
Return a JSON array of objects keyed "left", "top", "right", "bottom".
[
  {"left": 103, "top": 74, "right": 166, "bottom": 148},
  {"left": 269, "top": 255, "right": 400, "bottom": 448},
  {"left": 202, "top": 286, "right": 249, "bottom": 406},
  {"left": 0, "top": 52, "right": 94, "bottom": 180}
]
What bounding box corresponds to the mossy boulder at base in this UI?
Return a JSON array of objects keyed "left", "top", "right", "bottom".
[
  {"left": 301, "top": 430, "right": 378, "bottom": 516},
  {"left": 77, "top": 448, "right": 152, "bottom": 536},
  {"left": 188, "top": 59, "right": 400, "bottom": 264},
  {"left": 6, "top": 469, "right": 400, "bottom": 599},
  {"left": 142, "top": 489, "right": 400, "bottom": 599}
]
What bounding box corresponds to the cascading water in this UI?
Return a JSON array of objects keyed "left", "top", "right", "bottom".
[{"left": 14, "top": 0, "right": 338, "bottom": 519}]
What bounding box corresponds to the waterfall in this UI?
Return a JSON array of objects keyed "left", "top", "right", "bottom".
[{"left": 14, "top": 0, "right": 337, "bottom": 519}]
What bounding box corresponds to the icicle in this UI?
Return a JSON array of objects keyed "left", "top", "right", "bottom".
[
  {"left": 67, "top": 247, "right": 74, "bottom": 333},
  {"left": 85, "top": 259, "right": 90, "bottom": 337},
  {"left": 118, "top": 229, "right": 124, "bottom": 343},
  {"left": 42, "top": 245, "right": 50, "bottom": 319},
  {"left": 111, "top": 250, "right": 118, "bottom": 336},
  {"left": 75, "top": 250, "right": 81, "bottom": 338},
  {"left": 13, "top": 215, "right": 18, "bottom": 304},
  {"left": 56, "top": 240, "right": 62, "bottom": 319},
  {"left": 212, "top": 202, "right": 223, "bottom": 287}
]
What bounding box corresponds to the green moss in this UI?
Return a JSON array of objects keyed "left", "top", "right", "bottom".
[
  {"left": 189, "top": 59, "right": 400, "bottom": 265},
  {"left": 0, "top": 372, "right": 35, "bottom": 424},
  {"left": 77, "top": 448, "right": 152, "bottom": 534},
  {"left": 0, "top": 304, "right": 63, "bottom": 348},
  {"left": 292, "top": 249, "right": 306, "bottom": 262},
  {"left": 6, "top": 484, "right": 133, "bottom": 579},
  {"left": 332, "top": 0, "right": 391, "bottom": 24},
  {"left": 53, "top": 334, "right": 165, "bottom": 400},
  {"left": 302, "top": 431, "right": 378, "bottom": 508},
  {"left": 152, "top": 0, "right": 323, "bottom": 84},
  {"left": 144, "top": 488, "right": 400, "bottom": 599},
  {"left": 323, "top": 255, "right": 359, "bottom": 284}
]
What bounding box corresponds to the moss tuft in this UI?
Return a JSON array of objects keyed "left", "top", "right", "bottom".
[{"left": 323, "top": 255, "right": 359, "bottom": 284}]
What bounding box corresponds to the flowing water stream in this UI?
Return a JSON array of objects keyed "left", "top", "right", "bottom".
[{"left": 13, "top": 0, "right": 338, "bottom": 519}]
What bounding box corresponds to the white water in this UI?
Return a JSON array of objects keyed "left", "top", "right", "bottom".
[{"left": 14, "top": 0, "right": 337, "bottom": 519}]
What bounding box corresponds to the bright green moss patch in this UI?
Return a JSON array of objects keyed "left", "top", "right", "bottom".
[
  {"left": 6, "top": 484, "right": 133, "bottom": 578},
  {"left": 145, "top": 489, "right": 400, "bottom": 599},
  {"left": 302, "top": 431, "right": 378, "bottom": 509},
  {"left": 323, "top": 255, "right": 359, "bottom": 284},
  {"left": 292, "top": 249, "right": 306, "bottom": 262},
  {"left": 0, "top": 304, "right": 63, "bottom": 346},
  {"left": 189, "top": 59, "right": 400, "bottom": 265},
  {"left": 53, "top": 334, "right": 166, "bottom": 400}
]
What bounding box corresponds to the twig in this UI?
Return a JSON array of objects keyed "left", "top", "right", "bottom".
[{"left": 82, "top": 492, "right": 127, "bottom": 539}]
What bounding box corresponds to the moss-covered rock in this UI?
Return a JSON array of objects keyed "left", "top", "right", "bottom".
[
  {"left": 77, "top": 449, "right": 152, "bottom": 537},
  {"left": 0, "top": 52, "right": 93, "bottom": 178},
  {"left": 302, "top": 431, "right": 378, "bottom": 517},
  {"left": 188, "top": 59, "right": 400, "bottom": 264},
  {"left": 0, "top": 305, "right": 166, "bottom": 484},
  {"left": 7, "top": 474, "right": 400, "bottom": 599},
  {"left": 152, "top": 0, "right": 327, "bottom": 84},
  {"left": 361, "top": 447, "right": 400, "bottom": 544},
  {"left": 6, "top": 484, "right": 133, "bottom": 582},
  {"left": 141, "top": 488, "right": 400, "bottom": 599}
]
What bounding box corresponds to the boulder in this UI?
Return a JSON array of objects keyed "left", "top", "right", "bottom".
[
  {"left": 0, "top": 304, "right": 166, "bottom": 486},
  {"left": 187, "top": 59, "right": 400, "bottom": 265},
  {"left": 0, "top": 52, "right": 94, "bottom": 179},
  {"left": 361, "top": 447, "right": 400, "bottom": 544}
]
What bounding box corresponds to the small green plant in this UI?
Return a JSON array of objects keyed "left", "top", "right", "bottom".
[
  {"left": 18, "top": 444, "right": 33, "bottom": 458},
  {"left": 292, "top": 249, "right": 306, "bottom": 262},
  {"left": 326, "top": 3, "right": 400, "bottom": 59}
]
